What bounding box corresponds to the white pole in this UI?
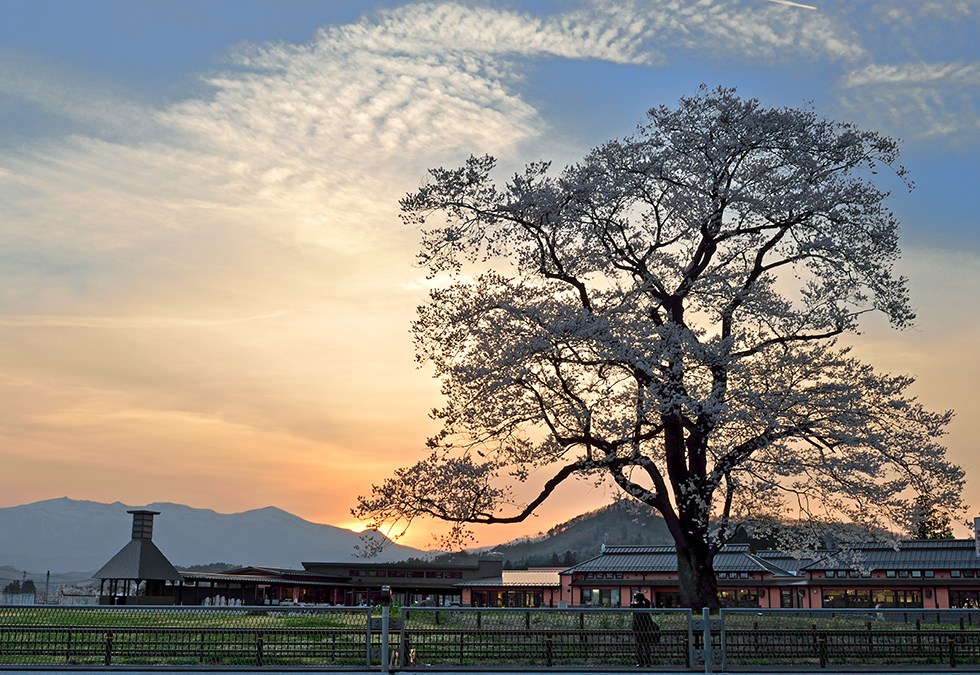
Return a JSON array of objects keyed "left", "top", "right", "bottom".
[
  {"left": 703, "top": 607, "right": 712, "bottom": 674},
  {"left": 381, "top": 603, "right": 390, "bottom": 674}
]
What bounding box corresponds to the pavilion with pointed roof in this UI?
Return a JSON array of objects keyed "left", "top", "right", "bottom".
[{"left": 94, "top": 510, "right": 183, "bottom": 605}]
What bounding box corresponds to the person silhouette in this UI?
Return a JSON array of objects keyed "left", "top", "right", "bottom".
[{"left": 630, "top": 592, "right": 658, "bottom": 667}]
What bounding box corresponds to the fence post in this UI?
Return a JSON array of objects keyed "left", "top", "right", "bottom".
[
  {"left": 703, "top": 607, "right": 712, "bottom": 674},
  {"left": 720, "top": 610, "right": 727, "bottom": 673},
  {"left": 686, "top": 609, "right": 694, "bottom": 669},
  {"left": 256, "top": 632, "right": 263, "bottom": 667},
  {"left": 948, "top": 635, "right": 956, "bottom": 669},
  {"left": 365, "top": 609, "right": 373, "bottom": 668},
  {"left": 399, "top": 608, "right": 408, "bottom": 669},
  {"left": 104, "top": 631, "right": 113, "bottom": 667},
  {"left": 381, "top": 603, "right": 390, "bottom": 674}
]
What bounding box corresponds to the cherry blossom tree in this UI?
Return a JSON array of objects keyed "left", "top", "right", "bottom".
[{"left": 354, "top": 87, "right": 964, "bottom": 609}]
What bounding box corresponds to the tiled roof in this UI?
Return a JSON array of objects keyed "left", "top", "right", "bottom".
[
  {"left": 181, "top": 571, "right": 352, "bottom": 587},
  {"left": 803, "top": 539, "right": 980, "bottom": 571},
  {"left": 562, "top": 545, "right": 799, "bottom": 577},
  {"left": 94, "top": 539, "right": 183, "bottom": 582},
  {"left": 756, "top": 551, "right": 806, "bottom": 575},
  {"left": 229, "top": 566, "right": 336, "bottom": 578}
]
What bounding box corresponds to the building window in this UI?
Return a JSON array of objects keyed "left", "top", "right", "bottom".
[
  {"left": 581, "top": 588, "right": 621, "bottom": 607},
  {"left": 950, "top": 589, "right": 980, "bottom": 608},
  {"left": 388, "top": 571, "right": 405, "bottom": 578},
  {"left": 886, "top": 570, "right": 896, "bottom": 578},
  {"left": 911, "top": 570, "right": 922, "bottom": 578},
  {"left": 587, "top": 573, "right": 594, "bottom": 579},
  {"left": 964, "top": 570, "right": 976, "bottom": 578},
  {"left": 871, "top": 589, "right": 923, "bottom": 608},
  {"left": 848, "top": 571, "right": 859, "bottom": 578},
  {"left": 718, "top": 572, "right": 727, "bottom": 579},
  {"left": 861, "top": 571, "right": 871, "bottom": 578},
  {"left": 425, "top": 571, "right": 444, "bottom": 578},
  {"left": 924, "top": 570, "right": 935, "bottom": 578},
  {"left": 825, "top": 571, "right": 834, "bottom": 578},
  {"left": 899, "top": 571, "right": 909, "bottom": 578},
  {"left": 615, "top": 573, "right": 623, "bottom": 579},
  {"left": 719, "top": 588, "right": 759, "bottom": 607},
  {"left": 823, "top": 589, "right": 872, "bottom": 608},
  {"left": 739, "top": 572, "right": 749, "bottom": 579},
  {"left": 951, "top": 570, "right": 961, "bottom": 578}
]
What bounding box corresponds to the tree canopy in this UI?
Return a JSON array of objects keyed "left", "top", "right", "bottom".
[{"left": 354, "top": 87, "right": 964, "bottom": 608}]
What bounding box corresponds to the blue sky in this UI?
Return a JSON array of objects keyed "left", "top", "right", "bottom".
[{"left": 1, "top": 0, "right": 977, "bottom": 545}]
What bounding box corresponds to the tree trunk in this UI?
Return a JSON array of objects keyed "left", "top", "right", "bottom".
[{"left": 676, "top": 537, "right": 720, "bottom": 610}]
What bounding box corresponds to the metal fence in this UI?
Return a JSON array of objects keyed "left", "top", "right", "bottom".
[
  {"left": 399, "top": 607, "right": 693, "bottom": 670},
  {"left": 4, "top": 605, "right": 980, "bottom": 671},
  {"left": 718, "top": 608, "right": 980, "bottom": 671},
  {"left": 0, "top": 605, "right": 373, "bottom": 668}
]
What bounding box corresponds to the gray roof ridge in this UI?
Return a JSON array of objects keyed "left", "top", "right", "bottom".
[{"left": 743, "top": 551, "right": 799, "bottom": 577}]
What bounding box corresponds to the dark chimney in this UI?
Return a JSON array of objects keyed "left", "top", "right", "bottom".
[{"left": 128, "top": 510, "right": 160, "bottom": 541}]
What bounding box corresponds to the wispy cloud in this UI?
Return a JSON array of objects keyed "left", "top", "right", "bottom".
[
  {"left": 590, "top": 0, "right": 864, "bottom": 63},
  {"left": 874, "top": 0, "right": 980, "bottom": 24},
  {"left": 838, "top": 61, "right": 980, "bottom": 139},
  {"left": 0, "top": 48, "right": 165, "bottom": 142},
  {"left": 0, "top": 311, "right": 291, "bottom": 328}
]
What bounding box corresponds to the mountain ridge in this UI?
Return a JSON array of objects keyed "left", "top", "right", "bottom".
[
  {"left": 0, "top": 497, "right": 421, "bottom": 573},
  {"left": 0, "top": 497, "right": 676, "bottom": 578}
]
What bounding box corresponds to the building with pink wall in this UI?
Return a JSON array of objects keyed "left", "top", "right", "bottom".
[{"left": 554, "top": 540, "right": 980, "bottom": 609}]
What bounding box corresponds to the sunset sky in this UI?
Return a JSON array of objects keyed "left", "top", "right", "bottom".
[{"left": 1, "top": 0, "right": 977, "bottom": 549}]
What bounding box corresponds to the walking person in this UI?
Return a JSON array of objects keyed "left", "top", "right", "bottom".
[{"left": 630, "top": 592, "right": 658, "bottom": 667}]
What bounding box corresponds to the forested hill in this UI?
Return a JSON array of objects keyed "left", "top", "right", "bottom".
[{"left": 424, "top": 502, "right": 673, "bottom": 569}]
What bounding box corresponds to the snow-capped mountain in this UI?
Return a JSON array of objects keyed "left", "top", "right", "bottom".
[{"left": 0, "top": 497, "right": 421, "bottom": 573}]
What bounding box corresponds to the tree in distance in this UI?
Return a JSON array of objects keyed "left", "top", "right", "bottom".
[
  {"left": 914, "top": 494, "right": 956, "bottom": 540},
  {"left": 354, "top": 87, "right": 965, "bottom": 609}
]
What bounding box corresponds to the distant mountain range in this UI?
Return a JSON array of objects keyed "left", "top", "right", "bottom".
[
  {"left": 0, "top": 497, "right": 422, "bottom": 574},
  {"left": 0, "top": 497, "right": 677, "bottom": 582},
  {"left": 428, "top": 501, "right": 674, "bottom": 569}
]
